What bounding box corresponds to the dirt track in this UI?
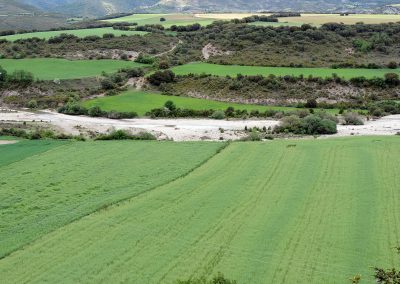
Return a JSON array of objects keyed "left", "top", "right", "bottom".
[{"left": 1, "top": 109, "right": 399, "bottom": 141}]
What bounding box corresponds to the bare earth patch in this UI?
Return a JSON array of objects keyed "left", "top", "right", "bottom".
[
  {"left": 0, "top": 109, "right": 399, "bottom": 141},
  {"left": 0, "top": 140, "right": 18, "bottom": 145}
]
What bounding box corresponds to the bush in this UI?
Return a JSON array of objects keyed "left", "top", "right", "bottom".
[
  {"left": 275, "top": 113, "right": 337, "bottom": 135},
  {"left": 210, "top": 110, "right": 225, "bottom": 120},
  {"left": 27, "top": 99, "right": 38, "bottom": 109},
  {"left": 164, "top": 100, "right": 177, "bottom": 111},
  {"left": 305, "top": 98, "right": 318, "bottom": 108},
  {"left": 343, "top": 112, "right": 364, "bottom": 125},
  {"left": 9, "top": 70, "right": 34, "bottom": 85},
  {"left": 88, "top": 106, "right": 105, "bottom": 117},
  {"left": 148, "top": 70, "right": 175, "bottom": 86},
  {"left": 387, "top": 61, "right": 398, "bottom": 69},
  {"left": 101, "top": 78, "right": 115, "bottom": 90},
  {"left": 95, "top": 130, "right": 156, "bottom": 140}
]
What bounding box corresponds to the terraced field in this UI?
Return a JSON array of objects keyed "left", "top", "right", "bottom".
[
  {"left": 83, "top": 90, "right": 307, "bottom": 116},
  {"left": 171, "top": 62, "right": 400, "bottom": 79},
  {"left": 0, "top": 59, "right": 146, "bottom": 80},
  {"left": 0, "top": 28, "right": 148, "bottom": 42},
  {"left": 0, "top": 137, "right": 399, "bottom": 283}
]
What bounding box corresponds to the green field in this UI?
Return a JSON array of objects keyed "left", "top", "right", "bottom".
[
  {"left": 0, "top": 140, "right": 223, "bottom": 258},
  {"left": 171, "top": 62, "right": 400, "bottom": 79},
  {"left": 83, "top": 90, "right": 331, "bottom": 115},
  {"left": 0, "top": 59, "right": 146, "bottom": 80},
  {"left": 105, "top": 13, "right": 218, "bottom": 28},
  {"left": 0, "top": 137, "right": 399, "bottom": 283},
  {"left": 0, "top": 28, "right": 148, "bottom": 42}
]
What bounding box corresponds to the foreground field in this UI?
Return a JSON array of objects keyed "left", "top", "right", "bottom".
[
  {"left": 171, "top": 63, "right": 400, "bottom": 79},
  {"left": 83, "top": 90, "right": 306, "bottom": 116},
  {"left": 0, "top": 137, "right": 399, "bottom": 283},
  {"left": 0, "top": 59, "right": 145, "bottom": 80},
  {"left": 0, "top": 140, "right": 223, "bottom": 258},
  {"left": 0, "top": 28, "right": 148, "bottom": 42}
]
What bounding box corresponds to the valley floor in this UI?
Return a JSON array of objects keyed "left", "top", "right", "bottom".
[{"left": 0, "top": 109, "right": 399, "bottom": 141}]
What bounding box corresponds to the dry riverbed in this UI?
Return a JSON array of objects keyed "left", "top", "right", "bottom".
[{"left": 1, "top": 109, "right": 399, "bottom": 141}]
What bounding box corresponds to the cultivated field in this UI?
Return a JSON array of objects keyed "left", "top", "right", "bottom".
[
  {"left": 0, "top": 28, "right": 148, "bottom": 42},
  {"left": 105, "top": 13, "right": 400, "bottom": 28},
  {"left": 0, "top": 140, "right": 223, "bottom": 258},
  {"left": 171, "top": 62, "right": 400, "bottom": 79},
  {"left": 83, "top": 90, "right": 307, "bottom": 116},
  {"left": 104, "top": 13, "right": 219, "bottom": 28},
  {"left": 0, "top": 137, "right": 399, "bottom": 283},
  {"left": 0, "top": 59, "right": 146, "bottom": 80},
  {"left": 280, "top": 13, "right": 400, "bottom": 25}
]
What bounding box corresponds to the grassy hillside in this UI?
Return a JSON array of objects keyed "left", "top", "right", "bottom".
[
  {"left": 0, "top": 140, "right": 223, "bottom": 258},
  {"left": 0, "top": 137, "right": 399, "bottom": 282},
  {"left": 0, "top": 28, "right": 148, "bottom": 41},
  {"left": 83, "top": 90, "right": 310, "bottom": 115},
  {"left": 171, "top": 62, "right": 400, "bottom": 79},
  {"left": 104, "top": 13, "right": 218, "bottom": 28},
  {"left": 0, "top": 59, "right": 146, "bottom": 80}
]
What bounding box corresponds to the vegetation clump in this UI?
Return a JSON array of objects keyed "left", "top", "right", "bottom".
[
  {"left": 274, "top": 112, "right": 338, "bottom": 135},
  {"left": 95, "top": 129, "right": 156, "bottom": 141}
]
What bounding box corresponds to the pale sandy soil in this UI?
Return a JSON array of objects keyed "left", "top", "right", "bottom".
[
  {"left": 1, "top": 109, "right": 399, "bottom": 141},
  {"left": 0, "top": 140, "right": 17, "bottom": 145}
]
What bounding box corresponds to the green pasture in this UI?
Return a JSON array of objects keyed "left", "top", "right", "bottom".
[
  {"left": 83, "top": 90, "right": 337, "bottom": 116},
  {"left": 171, "top": 62, "right": 400, "bottom": 79},
  {"left": 0, "top": 59, "right": 146, "bottom": 80},
  {"left": 0, "top": 28, "right": 148, "bottom": 42},
  {"left": 0, "top": 140, "right": 223, "bottom": 258},
  {"left": 105, "top": 13, "right": 217, "bottom": 28},
  {"left": 0, "top": 137, "right": 399, "bottom": 283}
]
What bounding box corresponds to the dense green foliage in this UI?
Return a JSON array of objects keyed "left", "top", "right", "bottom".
[
  {"left": 0, "top": 137, "right": 399, "bottom": 282},
  {"left": 0, "top": 140, "right": 224, "bottom": 258}
]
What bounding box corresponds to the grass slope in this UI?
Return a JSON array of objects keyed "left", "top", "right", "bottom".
[
  {"left": 0, "top": 59, "right": 146, "bottom": 80},
  {"left": 171, "top": 62, "right": 400, "bottom": 79},
  {"left": 83, "top": 90, "right": 305, "bottom": 116},
  {"left": 0, "top": 28, "right": 148, "bottom": 42},
  {"left": 0, "top": 137, "right": 398, "bottom": 283},
  {"left": 0, "top": 141, "right": 223, "bottom": 258}
]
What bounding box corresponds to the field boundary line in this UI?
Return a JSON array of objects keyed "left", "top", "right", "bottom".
[
  {"left": 0, "top": 141, "right": 72, "bottom": 170},
  {"left": 0, "top": 141, "right": 230, "bottom": 261}
]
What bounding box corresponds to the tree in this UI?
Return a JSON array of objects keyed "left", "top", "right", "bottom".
[
  {"left": 384, "top": 73, "right": 400, "bottom": 86},
  {"left": 160, "top": 17, "right": 166, "bottom": 22},
  {"left": 305, "top": 98, "right": 318, "bottom": 109},
  {"left": 164, "top": 100, "right": 176, "bottom": 111}
]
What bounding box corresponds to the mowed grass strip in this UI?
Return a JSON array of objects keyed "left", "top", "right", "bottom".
[
  {"left": 0, "top": 137, "right": 399, "bottom": 283},
  {"left": 0, "top": 59, "right": 146, "bottom": 80},
  {"left": 0, "top": 28, "right": 148, "bottom": 42},
  {"left": 171, "top": 62, "right": 400, "bottom": 79},
  {"left": 83, "top": 90, "right": 306, "bottom": 116},
  {"left": 0, "top": 141, "right": 223, "bottom": 258}
]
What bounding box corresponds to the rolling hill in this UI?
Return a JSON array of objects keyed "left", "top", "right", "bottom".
[
  {"left": 16, "top": 0, "right": 400, "bottom": 17},
  {"left": 0, "top": 0, "right": 67, "bottom": 31}
]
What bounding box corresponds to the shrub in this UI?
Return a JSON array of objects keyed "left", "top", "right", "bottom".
[
  {"left": 88, "top": 106, "right": 105, "bottom": 117},
  {"left": 95, "top": 130, "right": 156, "bottom": 140},
  {"left": 0, "top": 65, "right": 7, "bottom": 82},
  {"left": 27, "top": 99, "right": 38, "bottom": 109},
  {"left": 148, "top": 70, "right": 175, "bottom": 86},
  {"left": 9, "top": 70, "right": 34, "bottom": 85},
  {"left": 210, "top": 110, "right": 225, "bottom": 120},
  {"left": 164, "top": 100, "right": 177, "bottom": 111},
  {"left": 343, "top": 112, "right": 364, "bottom": 125},
  {"left": 387, "top": 61, "right": 398, "bottom": 69},
  {"left": 275, "top": 113, "right": 337, "bottom": 135},
  {"left": 305, "top": 98, "right": 318, "bottom": 108},
  {"left": 101, "top": 78, "right": 115, "bottom": 90}
]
